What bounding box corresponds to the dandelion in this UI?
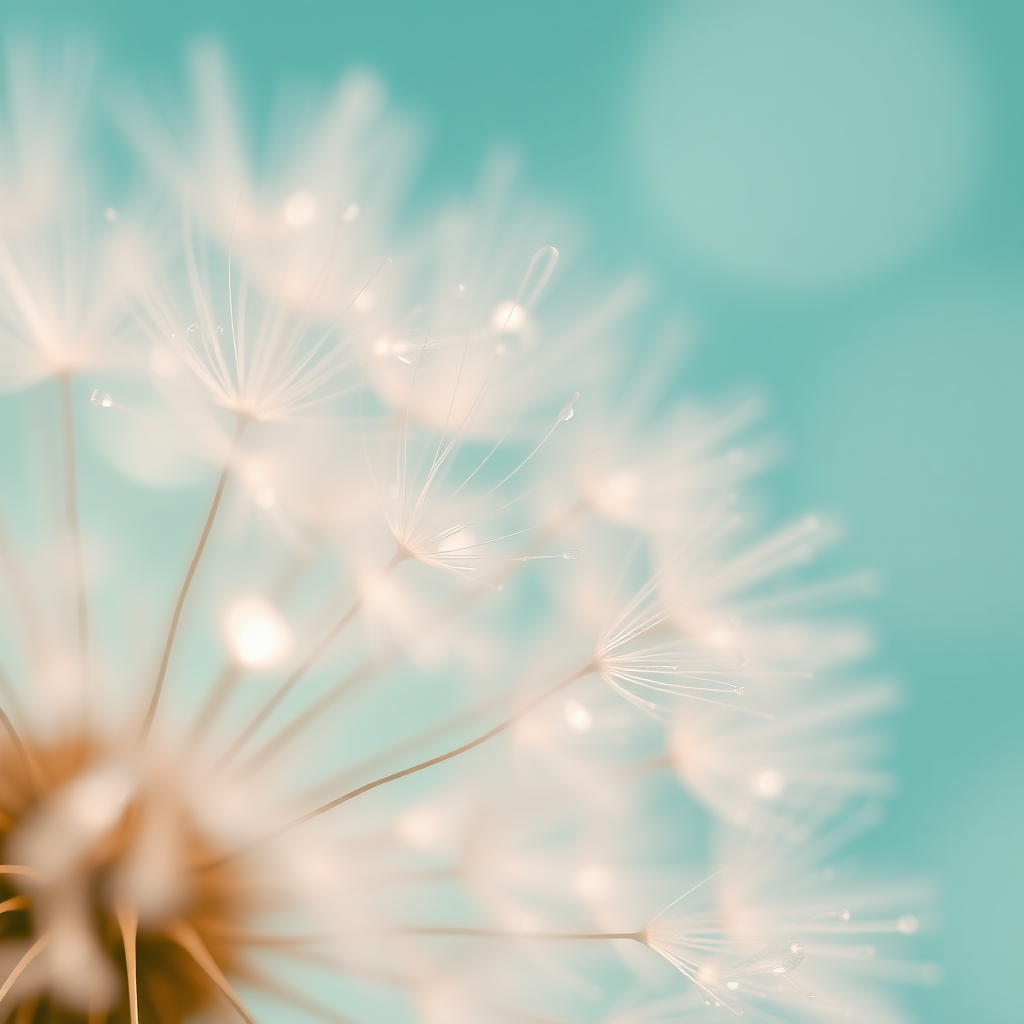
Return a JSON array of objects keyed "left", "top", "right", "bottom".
[{"left": 0, "top": 43, "right": 931, "bottom": 1024}]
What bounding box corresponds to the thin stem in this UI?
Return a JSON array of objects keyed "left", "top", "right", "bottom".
[
  {"left": 59, "top": 375, "right": 89, "bottom": 708},
  {"left": 208, "top": 664, "right": 593, "bottom": 867},
  {"left": 213, "top": 548, "right": 404, "bottom": 774},
  {"left": 168, "top": 921, "right": 256, "bottom": 1024},
  {"left": 115, "top": 901, "right": 139, "bottom": 1024},
  {"left": 393, "top": 926, "right": 644, "bottom": 941},
  {"left": 239, "top": 506, "right": 587, "bottom": 775},
  {"left": 0, "top": 703, "right": 39, "bottom": 797},
  {"left": 0, "top": 932, "right": 49, "bottom": 1007},
  {"left": 139, "top": 417, "right": 246, "bottom": 742},
  {"left": 185, "top": 552, "right": 313, "bottom": 753}
]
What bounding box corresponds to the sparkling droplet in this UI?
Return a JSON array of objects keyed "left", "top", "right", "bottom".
[
  {"left": 558, "top": 391, "right": 580, "bottom": 422},
  {"left": 342, "top": 202, "right": 361, "bottom": 223},
  {"left": 515, "top": 246, "right": 559, "bottom": 310},
  {"left": 384, "top": 257, "right": 393, "bottom": 267},
  {"left": 562, "top": 547, "right": 583, "bottom": 560},
  {"left": 216, "top": 325, "right": 224, "bottom": 333},
  {"left": 186, "top": 323, "right": 199, "bottom": 336},
  {"left": 90, "top": 389, "right": 112, "bottom": 409},
  {"left": 103, "top": 207, "right": 117, "bottom": 222}
]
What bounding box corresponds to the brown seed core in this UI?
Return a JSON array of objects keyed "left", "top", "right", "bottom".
[{"left": 0, "top": 739, "right": 250, "bottom": 1024}]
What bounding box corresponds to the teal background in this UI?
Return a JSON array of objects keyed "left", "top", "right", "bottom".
[{"left": 1, "top": 2, "right": 1021, "bottom": 1020}]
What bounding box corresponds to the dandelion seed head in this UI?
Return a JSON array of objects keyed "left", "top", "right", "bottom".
[{"left": 0, "top": 41, "right": 927, "bottom": 1024}]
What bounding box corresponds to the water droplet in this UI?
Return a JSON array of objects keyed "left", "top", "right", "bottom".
[
  {"left": 558, "top": 391, "right": 580, "bottom": 422},
  {"left": 216, "top": 325, "right": 224, "bottom": 334},
  {"left": 342, "top": 202, "right": 361, "bottom": 223},
  {"left": 515, "top": 245, "right": 559, "bottom": 310},
  {"left": 186, "top": 323, "right": 199, "bottom": 336},
  {"left": 725, "top": 936, "right": 804, "bottom": 978},
  {"left": 384, "top": 257, "right": 393, "bottom": 267},
  {"left": 103, "top": 207, "right": 117, "bottom": 223},
  {"left": 90, "top": 389, "right": 112, "bottom": 409},
  {"left": 562, "top": 547, "right": 583, "bottom": 560}
]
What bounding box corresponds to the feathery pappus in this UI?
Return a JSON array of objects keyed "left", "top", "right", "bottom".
[{"left": 0, "top": 41, "right": 933, "bottom": 1024}]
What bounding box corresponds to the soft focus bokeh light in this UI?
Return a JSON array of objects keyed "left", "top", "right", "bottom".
[
  {"left": 224, "top": 597, "right": 291, "bottom": 668},
  {"left": 632, "top": 0, "right": 980, "bottom": 287},
  {"left": 0, "top": 1, "right": 1020, "bottom": 1021}
]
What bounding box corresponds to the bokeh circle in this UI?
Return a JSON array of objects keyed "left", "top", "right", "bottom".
[{"left": 633, "top": 0, "right": 980, "bottom": 287}]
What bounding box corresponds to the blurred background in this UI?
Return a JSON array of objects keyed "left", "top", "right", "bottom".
[{"left": 0, "top": 1, "right": 1020, "bottom": 1020}]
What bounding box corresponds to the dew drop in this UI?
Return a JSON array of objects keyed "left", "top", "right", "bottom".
[
  {"left": 385, "top": 257, "right": 393, "bottom": 267},
  {"left": 515, "top": 245, "right": 559, "bottom": 310},
  {"left": 186, "top": 323, "right": 199, "bottom": 336},
  {"left": 342, "top": 203, "right": 361, "bottom": 223},
  {"left": 562, "top": 547, "right": 583, "bottom": 560},
  {"left": 90, "top": 389, "right": 112, "bottom": 408},
  {"left": 216, "top": 325, "right": 224, "bottom": 334},
  {"left": 558, "top": 391, "right": 580, "bottom": 422}
]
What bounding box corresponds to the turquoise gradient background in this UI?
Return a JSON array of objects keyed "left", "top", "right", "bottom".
[{"left": 1, "top": 2, "right": 1021, "bottom": 1021}]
